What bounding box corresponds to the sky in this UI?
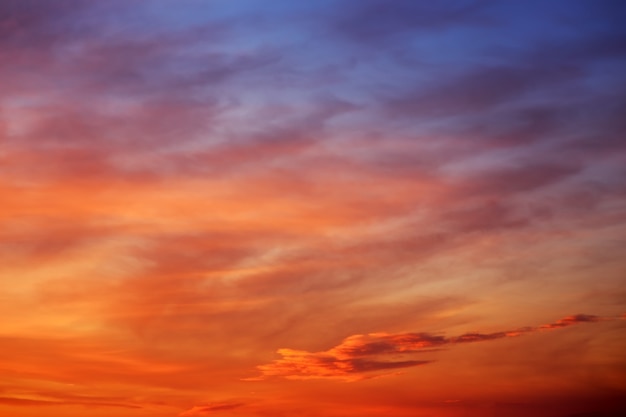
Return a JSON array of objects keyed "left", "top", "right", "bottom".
[{"left": 1, "top": 0, "right": 625, "bottom": 416}]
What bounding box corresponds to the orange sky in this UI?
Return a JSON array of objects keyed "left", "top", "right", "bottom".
[{"left": 1, "top": 1, "right": 625, "bottom": 416}]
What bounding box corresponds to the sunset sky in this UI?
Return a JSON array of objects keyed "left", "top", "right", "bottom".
[{"left": 1, "top": 1, "right": 625, "bottom": 416}]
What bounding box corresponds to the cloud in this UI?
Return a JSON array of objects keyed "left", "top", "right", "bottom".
[
  {"left": 461, "top": 161, "right": 583, "bottom": 196},
  {"left": 251, "top": 314, "right": 609, "bottom": 381},
  {"left": 539, "top": 314, "right": 602, "bottom": 330},
  {"left": 0, "top": 397, "right": 63, "bottom": 407},
  {"left": 0, "top": 395, "right": 141, "bottom": 409},
  {"left": 179, "top": 402, "right": 246, "bottom": 416},
  {"left": 251, "top": 345, "right": 432, "bottom": 381},
  {"left": 386, "top": 63, "right": 584, "bottom": 121},
  {"left": 328, "top": 0, "right": 491, "bottom": 44},
  {"left": 0, "top": 0, "right": 93, "bottom": 47}
]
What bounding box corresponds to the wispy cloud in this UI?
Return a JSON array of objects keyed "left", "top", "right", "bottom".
[
  {"left": 0, "top": 395, "right": 142, "bottom": 409},
  {"left": 179, "top": 402, "right": 247, "bottom": 416},
  {"left": 539, "top": 314, "right": 602, "bottom": 329},
  {"left": 252, "top": 314, "right": 613, "bottom": 381}
]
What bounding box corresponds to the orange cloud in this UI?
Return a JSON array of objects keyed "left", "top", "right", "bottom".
[
  {"left": 179, "top": 402, "right": 246, "bottom": 416},
  {"left": 539, "top": 314, "right": 602, "bottom": 330},
  {"left": 252, "top": 314, "right": 609, "bottom": 381},
  {"left": 0, "top": 396, "right": 141, "bottom": 409}
]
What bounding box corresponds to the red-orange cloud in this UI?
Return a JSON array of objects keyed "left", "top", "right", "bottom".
[
  {"left": 252, "top": 314, "right": 609, "bottom": 381},
  {"left": 179, "top": 402, "right": 246, "bottom": 416},
  {"left": 539, "top": 314, "right": 601, "bottom": 329}
]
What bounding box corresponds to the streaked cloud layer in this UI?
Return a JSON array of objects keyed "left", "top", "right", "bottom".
[{"left": 1, "top": 1, "right": 625, "bottom": 416}]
